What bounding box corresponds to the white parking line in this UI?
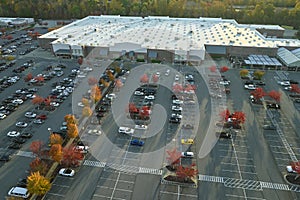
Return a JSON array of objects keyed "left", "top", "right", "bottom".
[
  {"left": 221, "top": 162, "right": 256, "bottom": 168},
  {"left": 272, "top": 151, "right": 290, "bottom": 155},
  {"left": 226, "top": 194, "right": 266, "bottom": 200},
  {"left": 47, "top": 192, "right": 65, "bottom": 197},
  {"left": 94, "top": 193, "right": 111, "bottom": 199},
  {"left": 270, "top": 145, "right": 286, "bottom": 149},
  {"left": 222, "top": 169, "right": 257, "bottom": 175},
  {"left": 160, "top": 191, "right": 198, "bottom": 198},
  {"left": 110, "top": 172, "right": 121, "bottom": 200},
  {"left": 100, "top": 177, "right": 134, "bottom": 184},
  {"left": 109, "top": 155, "right": 139, "bottom": 161},
  {"left": 52, "top": 183, "right": 70, "bottom": 188}
]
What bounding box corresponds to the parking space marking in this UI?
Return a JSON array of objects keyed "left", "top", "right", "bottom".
[
  {"left": 222, "top": 169, "right": 257, "bottom": 175},
  {"left": 160, "top": 191, "right": 198, "bottom": 198},
  {"left": 226, "top": 194, "right": 266, "bottom": 200},
  {"left": 46, "top": 192, "right": 65, "bottom": 197},
  {"left": 16, "top": 150, "right": 35, "bottom": 158},
  {"left": 52, "top": 184, "right": 70, "bottom": 188},
  {"left": 221, "top": 162, "right": 256, "bottom": 168},
  {"left": 100, "top": 177, "right": 134, "bottom": 184},
  {"left": 110, "top": 172, "right": 121, "bottom": 200}
]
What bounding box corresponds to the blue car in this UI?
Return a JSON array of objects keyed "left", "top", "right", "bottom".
[{"left": 130, "top": 139, "right": 145, "bottom": 146}]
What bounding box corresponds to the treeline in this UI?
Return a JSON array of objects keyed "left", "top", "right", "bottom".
[{"left": 0, "top": 0, "right": 300, "bottom": 29}]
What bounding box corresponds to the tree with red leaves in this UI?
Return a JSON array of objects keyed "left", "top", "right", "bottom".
[
  {"left": 290, "top": 161, "right": 300, "bottom": 180},
  {"left": 219, "top": 109, "right": 230, "bottom": 122},
  {"left": 30, "top": 141, "right": 44, "bottom": 157},
  {"left": 32, "top": 95, "right": 44, "bottom": 109},
  {"left": 88, "top": 77, "right": 98, "bottom": 85},
  {"left": 166, "top": 148, "right": 181, "bottom": 170},
  {"left": 231, "top": 111, "right": 246, "bottom": 124},
  {"left": 62, "top": 145, "right": 84, "bottom": 167},
  {"left": 78, "top": 56, "right": 83, "bottom": 65},
  {"left": 6, "top": 35, "right": 13, "bottom": 40},
  {"left": 291, "top": 84, "right": 300, "bottom": 94},
  {"left": 184, "top": 84, "right": 195, "bottom": 93},
  {"left": 30, "top": 157, "right": 48, "bottom": 176},
  {"left": 220, "top": 66, "right": 229, "bottom": 73},
  {"left": 128, "top": 103, "right": 139, "bottom": 114},
  {"left": 152, "top": 74, "right": 159, "bottom": 83},
  {"left": 251, "top": 87, "right": 265, "bottom": 100},
  {"left": 268, "top": 90, "right": 281, "bottom": 102},
  {"left": 209, "top": 65, "right": 217, "bottom": 72},
  {"left": 24, "top": 73, "right": 33, "bottom": 82},
  {"left": 172, "top": 84, "right": 183, "bottom": 93},
  {"left": 140, "top": 74, "right": 149, "bottom": 84},
  {"left": 139, "top": 106, "right": 150, "bottom": 119},
  {"left": 44, "top": 96, "right": 51, "bottom": 106},
  {"left": 176, "top": 163, "right": 198, "bottom": 182}
]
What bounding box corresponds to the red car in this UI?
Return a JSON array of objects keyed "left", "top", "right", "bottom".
[{"left": 36, "top": 114, "right": 47, "bottom": 120}]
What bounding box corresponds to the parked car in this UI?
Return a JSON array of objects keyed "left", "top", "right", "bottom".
[
  {"left": 266, "top": 103, "right": 280, "bottom": 109},
  {"left": 181, "top": 152, "right": 194, "bottom": 158},
  {"left": 74, "top": 145, "right": 89, "bottom": 154},
  {"left": 118, "top": 127, "right": 134, "bottom": 135},
  {"left": 17, "top": 178, "right": 27, "bottom": 187},
  {"left": 216, "top": 131, "right": 232, "bottom": 139},
  {"left": 0, "top": 154, "right": 11, "bottom": 161},
  {"left": 8, "top": 142, "right": 22, "bottom": 149},
  {"left": 25, "top": 111, "right": 36, "bottom": 118},
  {"left": 130, "top": 139, "right": 145, "bottom": 146},
  {"left": 12, "top": 137, "right": 26, "bottom": 144},
  {"left": 286, "top": 165, "right": 296, "bottom": 173},
  {"left": 263, "top": 124, "right": 276, "bottom": 130},
  {"left": 135, "top": 124, "right": 148, "bottom": 130},
  {"left": 59, "top": 168, "right": 75, "bottom": 177},
  {"left": 8, "top": 186, "right": 30, "bottom": 198},
  {"left": 172, "top": 99, "right": 183, "bottom": 105},
  {"left": 36, "top": 114, "right": 47, "bottom": 120},
  {"left": 15, "top": 122, "right": 28, "bottom": 128},
  {"left": 169, "top": 117, "right": 181, "bottom": 124},
  {"left": 0, "top": 113, "right": 7, "bottom": 119},
  {"left": 7, "top": 131, "right": 20, "bottom": 137},
  {"left": 181, "top": 139, "right": 194, "bottom": 144},
  {"left": 20, "top": 132, "right": 33, "bottom": 138},
  {"left": 182, "top": 124, "right": 194, "bottom": 129},
  {"left": 33, "top": 119, "right": 44, "bottom": 124}
]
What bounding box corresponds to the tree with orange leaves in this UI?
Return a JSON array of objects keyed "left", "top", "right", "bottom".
[
  {"left": 62, "top": 145, "right": 84, "bottom": 167},
  {"left": 82, "top": 98, "right": 90, "bottom": 107},
  {"left": 64, "top": 114, "right": 77, "bottom": 125},
  {"left": 49, "top": 144, "right": 63, "bottom": 162},
  {"left": 90, "top": 85, "right": 102, "bottom": 103},
  {"left": 67, "top": 123, "right": 79, "bottom": 138},
  {"left": 220, "top": 66, "right": 229, "bottom": 73},
  {"left": 49, "top": 133, "right": 63, "bottom": 146},
  {"left": 82, "top": 106, "right": 92, "bottom": 117},
  {"left": 34, "top": 75, "right": 44, "bottom": 83}
]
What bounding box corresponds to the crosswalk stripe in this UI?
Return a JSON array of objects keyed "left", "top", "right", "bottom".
[{"left": 16, "top": 151, "right": 35, "bottom": 158}]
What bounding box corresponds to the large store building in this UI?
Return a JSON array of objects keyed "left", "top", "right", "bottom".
[{"left": 38, "top": 15, "right": 300, "bottom": 65}]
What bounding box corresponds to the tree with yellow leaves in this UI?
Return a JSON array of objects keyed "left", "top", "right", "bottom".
[
  {"left": 64, "top": 114, "right": 77, "bottom": 125},
  {"left": 82, "top": 97, "right": 90, "bottom": 107},
  {"left": 90, "top": 85, "right": 102, "bottom": 103},
  {"left": 27, "top": 171, "right": 51, "bottom": 195},
  {"left": 82, "top": 106, "right": 92, "bottom": 117},
  {"left": 49, "top": 133, "right": 63, "bottom": 146},
  {"left": 239, "top": 69, "right": 249, "bottom": 77},
  {"left": 67, "top": 123, "right": 79, "bottom": 138},
  {"left": 49, "top": 144, "right": 63, "bottom": 162}
]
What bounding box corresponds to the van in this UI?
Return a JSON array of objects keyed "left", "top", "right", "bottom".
[{"left": 8, "top": 186, "right": 30, "bottom": 198}]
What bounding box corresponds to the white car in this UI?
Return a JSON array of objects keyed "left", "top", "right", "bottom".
[
  {"left": 7, "top": 131, "right": 21, "bottom": 137},
  {"left": 284, "top": 86, "right": 292, "bottom": 91},
  {"left": 8, "top": 186, "right": 30, "bottom": 198},
  {"left": 244, "top": 84, "right": 256, "bottom": 90},
  {"left": 33, "top": 119, "right": 44, "bottom": 124},
  {"left": 74, "top": 146, "right": 89, "bottom": 153},
  {"left": 50, "top": 102, "right": 60, "bottom": 107},
  {"left": 106, "top": 93, "right": 116, "bottom": 100},
  {"left": 135, "top": 124, "right": 148, "bottom": 130},
  {"left": 25, "top": 112, "right": 36, "bottom": 118},
  {"left": 15, "top": 122, "right": 28, "bottom": 128},
  {"left": 0, "top": 113, "right": 7, "bottom": 119},
  {"left": 78, "top": 102, "right": 85, "bottom": 107},
  {"left": 278, "top": 81, "right": 290, "bottom": 86},
  {"left": 172, "top": 99, "right": 183, "bottom": 105},
  {"left": 134, "top": 91, "right": 144, "bottom": 96},
  {"left": 118, "top": 127, "right": 135, "bottom": 135},
  {"left": 286, "top": 165, "right": 298, "bottom": 173},
  {"left": 145, "top": 95, "right": 155, "bottom": 100},
  {"left": 59, "top": 168, "right": 75, "bottom": 177},
  {"left": 172, "top": 106, "right": 182, "bottom": 111},
  {"left": 175, "top": 74, "right": 180, "bottom": 81},
  {"left": 12, "top": 99, "right": 23, "bottom": 105},
  {"left": 26, "top": 94, "right": 36, "bottom": 99},
  {"left": 181, "top": 152, "right": 194, "bottom": 158},
  {"left": 171, "top": 113, "right": 182, "bottom": 119},
  {"left": 155, "top": 71, "right": 160, "bottom": 77},
  {"left": 219, "top": 81, "right": 230, "bottom": 86},
  {"left": 83, "top": 67, "right": 93, "bottom": 72},
  {"left": 165, "top": 69, "right": 170, "bottom": 76}
]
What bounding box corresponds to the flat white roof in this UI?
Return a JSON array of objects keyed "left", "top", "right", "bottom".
[{"left": 40, "top": 15, "right": 300, "bottom": 51}]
